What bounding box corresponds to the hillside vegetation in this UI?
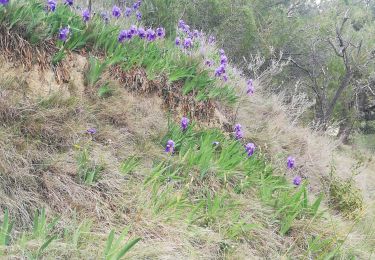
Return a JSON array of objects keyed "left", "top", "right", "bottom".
[{"left": 0, "top": 0, "right": 374, "bottom": 259}]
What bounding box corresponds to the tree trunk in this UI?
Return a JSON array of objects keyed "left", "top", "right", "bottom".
[
  {"left": 88, "top": 0, "right": 92, "bottom": 12},
  {"left": 324, "top": 71, "right": 352, "bottom": 124}
]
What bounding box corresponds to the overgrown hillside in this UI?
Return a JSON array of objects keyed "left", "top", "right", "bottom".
[{"left": 0, "top": 0, "right": 373, "bottom": 259}]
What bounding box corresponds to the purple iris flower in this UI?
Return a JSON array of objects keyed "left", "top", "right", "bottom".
[
  {"left": 129, "top": 25, "right": 137, "bottom": 35},
  {"left": 146, "top": 29, "right": 156, "bottom": 42},
  {"left": 193, "top": 29, "right": 199, "bottom": 38},
  {"left": 247, "top": 79, "right": 254, "bottom": 95},
  {"left": 183, "top": 38, "right": 193, "bottom": 49},
  {"left": 245, "top": 143, "right": 256, "bottom": 157},
  {"left": 287, "top": 156, "right": 296, "bottom": 169},
  {"left": 234, "top": 124, "right": 242, "bottom": 132},
  {"left": 138, "top": 27, "right": 146, "bottom": 38},
  {"left": 58, "top": 27, "right": 70, "bottom": 42},
  {"left": 133, "top": 0, "right": 141, "bottom": 10},
  {"left": 47, "top": 0, "right": 57, "bottom": 12},
  {"left": 235, "top": 130, "right": 243, "bottom": 140},
  {"left": 112, "top": 5, "right": 121, "bottom": 18},
  {"left": 219, "top": 49, "right": 225, "bottom": 55},
  {"left": 215, "top": 65, "right": 226, "bottom": 77},
  {"left": 87, "top": 128, "right": 97, "bottom": 135},
  {"left": 101, "top": 12, "right": 110, "bottom": 23},
  {"left": 0, "top": 0, "right": 9, "bottom": 5},
  {"left": 156, "top": 27, "right": 165, "bottom": 38},
  {"left": 175, "top": 37, "right": 181, "bottom": 46},
  {"left": 165, "top": 140, "right": 175, "bottom": 153},
  {"left": 178, "top": 20, "right": 185, "bottom": 29},
  {"left": 136, "top": 11, "right": 142, "bottom": 21},
  {"left": 181, "top": 117, "right": 189, "bottom": 131},
  {"left": 65, "top": 0, "right": 73, "bottom": 6},
  {"left": 222, "top": 75, "right": 228, "bottom": 82},
  {"left": 293, "top": 176, "right": 302, "bottom": 186},
  {"left": 126, "top": 30, "right": 133, "bottom": 40},
  {"left": 125, "top": 7, "right": 132, "bottom": 17},
  {"left": 208, "top": 36, "right": 215, "bottom": 44},
  {"left": 118, "top": 30, "right": 128, "bottom": 43},
  {"left": 183, "top": 24, "right": 190, "bottom": 34},
  {"left": 220, "top": 55, "right": 228, "bottom": 66},
  {"left": 82, "top": 9, "right": 90, "bottom": 22},
  {"left": 205, "top": 60, "right": 214, "bottom": 67}
]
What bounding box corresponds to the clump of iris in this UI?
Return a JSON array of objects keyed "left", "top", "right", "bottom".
[
  {"left": 165, "top": 140, "right": 175, "bottom": 153},
  {"left": 176, "top": 20, "right": 200, "bottom": 51},
  {"left": 181, "top": 117, "right": 189, "bottom": 131},
  {"left": 214, "top": 49, "right": 229, "bottom": 82},
  {"left": 118, "top": 30, "right": 131, "bottom": 43}
]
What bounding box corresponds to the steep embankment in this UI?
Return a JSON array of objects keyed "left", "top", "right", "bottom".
[{"left": 0, "top": 0, "right": 373, "bottom": 259}]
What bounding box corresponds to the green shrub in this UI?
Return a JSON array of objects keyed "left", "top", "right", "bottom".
[{"left": 329, "top": 176, "right": 363, "bottom": 219}]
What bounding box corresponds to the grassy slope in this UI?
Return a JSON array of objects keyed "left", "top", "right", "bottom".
[{"left": 0, "top": 0, "right": 373, "bottom": 259}]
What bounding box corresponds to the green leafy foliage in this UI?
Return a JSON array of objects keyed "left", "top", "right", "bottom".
[
  {"left": 103, "top": 228, "right": 141, "bottom": 260},
  {"left": 0, "top": 209, "right": 14, "bottom": 247},
  {"left": 76, "top": 147, "right": 104, "bottom": 185},
  {"left": 149, "top": 122, "right": 325, "bottom": 240},
  {"left": 98, "top": 83, "right": 113, "bottom": 98},
  {"left": 120, "top": 156, "right": 140, "bottom": 175},
  {"left": 329, "top": 175, "right": 364, "bottom": 219}
]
